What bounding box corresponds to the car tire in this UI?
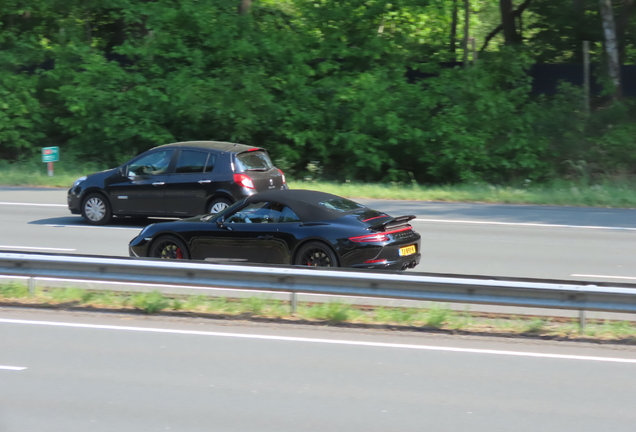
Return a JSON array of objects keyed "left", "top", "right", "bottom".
[
  {"left": 81, "top": 193, "right": 112, "bottom": 225},
  {"left": 294, "top": 241, "right": 339, "bottom": 268},
  {"left": 149, "top": 235, "right": 190, "bottom": 260},
  {"left": 208, "top": 198, "right": 232, "bottom": 214}
]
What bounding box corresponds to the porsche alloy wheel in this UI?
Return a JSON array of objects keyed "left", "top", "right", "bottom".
[
  {"left": 150, "top": 236, "right": 190, "bottom": 260},
  {"left": 295, "top": 242, "right": 339, "bottom": 268}
]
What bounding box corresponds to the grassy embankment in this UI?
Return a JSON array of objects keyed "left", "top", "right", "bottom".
[
  {"left": 2, "top": 159, "right": 636, "bottom": 207},
  {"left": 2, "top": 282, "right": 636, "bottom": 342}
]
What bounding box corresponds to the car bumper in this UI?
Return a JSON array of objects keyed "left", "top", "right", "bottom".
[
  {"left": 128, "top": 235, "right": 150, "bottom": 257},
  {"left": 67, "top": 186, "right": 82, "bottom": 214},
  {"left": 350, "top": 253, "right": 421, "bottom": 271}
]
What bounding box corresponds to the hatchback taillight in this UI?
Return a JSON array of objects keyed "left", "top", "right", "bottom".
[
  {"left": 234, "top": 173, "right": 255, "bottom": 189},
  {"left": 278, "top": 168, "right": 286, "bottom": 184}
]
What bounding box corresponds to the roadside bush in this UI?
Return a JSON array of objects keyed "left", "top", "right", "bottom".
[
  {"left": 304, "top": 302, "right": 352, "bottom": 323},
  {"left": 424, "top": 305, "right": 451, "bottom": 328},
  {"left": 0, "top": 282, "right": 29, "bottom": 299},
  {"left": 131, "top": 291, "right": 170, "bottom": 314},
  {"left": 0, "top": 73, "right": 46, "bottom": 160},
  {"left": 1, "top": 0, "right": 635, "bottom": 185}
]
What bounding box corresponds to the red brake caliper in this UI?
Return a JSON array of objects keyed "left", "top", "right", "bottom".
[{"left": 176, "top": 248, "right": 183, "bottom": 259}]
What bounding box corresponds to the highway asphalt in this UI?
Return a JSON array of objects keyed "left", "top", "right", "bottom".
[
  {"left": 2, "top": 186, "right": 636, "bottom": 281},
  {"left": 2, "top": 186, "right": 636, "bottom": 320},
  {"left": 3, "top": 188, "right": 636, "bottom": 431},
  {"left": 3, "top": 308, "right": 636, "bottom": 432}
]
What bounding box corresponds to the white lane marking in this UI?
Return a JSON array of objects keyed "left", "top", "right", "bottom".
[
  {"left": 2, "top": 318, "right": 636, "bottom": 364},
  {"left": 0, "top": 246, "right": 76, "bottom": 252},
  {"left": 414, "top": 218, "right": 636, "bottom": 231},
  {"left": 0, "top": 202, "right": 66, "bottom": 208},
  {"left": 0, "top": 365, "right": 27, "bottom": 371},
  {"left": 43, "top": 224, "right": 140, "bottom": 231},
  {"left": 572, "top": 274, "right": 636, "bottom": 281}
]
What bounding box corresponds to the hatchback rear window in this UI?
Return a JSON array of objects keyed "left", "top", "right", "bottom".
[
  {"left": 236, "top": 150, "right": 273, "bottom": 172},
  {"left": 319, "top": 198, "right": 365, "bottom": 212}
]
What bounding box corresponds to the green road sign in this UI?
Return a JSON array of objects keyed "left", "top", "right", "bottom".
[{"left": 42, "top": 146, "right": 60, "bottom": 163}]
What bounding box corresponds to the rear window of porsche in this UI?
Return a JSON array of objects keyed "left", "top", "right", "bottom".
[{"left": 319, "top": 198, "right": 365, "bottom": 212}]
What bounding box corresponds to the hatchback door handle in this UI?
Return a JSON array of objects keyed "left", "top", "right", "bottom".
[
  {"left": 258, "top": 235, "right": 274, "bottom": 240},
  {"left": 198, "top": 180, "right": 212, "bottom": 184},
  {"left": 152, "top": 182, "right": 165, "bottom": 186}
]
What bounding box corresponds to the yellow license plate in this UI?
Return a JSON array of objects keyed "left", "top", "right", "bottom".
[{"left": 399, "top": 245, "right": 416, "bottom": 256}]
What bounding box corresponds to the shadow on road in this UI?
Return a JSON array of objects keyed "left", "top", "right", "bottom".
[{"left": 28, "top": 216, "right": 175, "bottom": 228}]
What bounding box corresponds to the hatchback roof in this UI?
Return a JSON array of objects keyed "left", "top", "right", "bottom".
[{"left": 155, "top": 141, "right": 262, "bottom": 153}]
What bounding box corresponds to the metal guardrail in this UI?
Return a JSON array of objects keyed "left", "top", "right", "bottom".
[{"left": 1, "top": 252, "right": 636, "bottom": 327}]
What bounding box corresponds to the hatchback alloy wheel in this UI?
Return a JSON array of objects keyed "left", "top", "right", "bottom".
[
  {"left": 84, "top": 197, "right": 106, "bottom": 221},
  {"left": 209, "top": 198, "right": 232, "bottom": 214},
  {"left": 81, "top": 193, "right": 112, "bottom": 225}
]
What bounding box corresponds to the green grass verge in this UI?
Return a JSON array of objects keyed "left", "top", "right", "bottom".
[
  {"left": 2, "top": 158, "right": 636, "bottom": 207},
  {"left": 0, "top": 159, "right": 105, "bottom": 189},
  {"left": 3, "top": 283, "right": 636, "bottom": 342},
  {"left": 290, "top": 179, "right": 636, "bottom": 208}
]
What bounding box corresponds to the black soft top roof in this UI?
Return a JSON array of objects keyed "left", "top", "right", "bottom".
[{"left": 244, "top": 189, "right": 366, "bottom": 222}]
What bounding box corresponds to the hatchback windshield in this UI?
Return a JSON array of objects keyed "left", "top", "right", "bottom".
[{"left": 236, "top": 150, "right": 273, "bottom": 171}]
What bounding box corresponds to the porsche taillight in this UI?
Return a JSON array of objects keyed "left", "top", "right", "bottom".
[
  {"left": 348, "top": 233, "right": 390, "bottom": 242},
  {"left": 364, "top": 259, "right": 388, "bottom": 264},
  {"left": 348, "top": 226, "right": 412, "bottom": 243},
  {"left": 234, "top": 173, "right": 255, "bottom": 189}
]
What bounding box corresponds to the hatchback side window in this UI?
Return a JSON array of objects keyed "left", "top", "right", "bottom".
[
  {"left": 204, "top": 153, "right": 217, "bottom": 173},
  {"left": 175, "top": 150, "right": 210, "bottom": 174},
  {"left": 128, "top": 150, "right": 174, "bottom": 176}
]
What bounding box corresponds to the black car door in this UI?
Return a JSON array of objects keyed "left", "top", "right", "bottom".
[
  {"left": 191, "top": 202, "right": 283, "bottom": 264},
  {"left": 108, "top": 149, "right": 174, "bottom": 215},
  {"left": 164, "top": 150, "right": 221, "bottom": 216}
]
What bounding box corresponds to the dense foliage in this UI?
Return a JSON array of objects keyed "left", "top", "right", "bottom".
[{"left": 0, "top": 0, "right": 635, "bottom": 183}]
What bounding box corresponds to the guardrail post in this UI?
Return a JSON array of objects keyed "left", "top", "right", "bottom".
[
  {"left": 290, "top": 292, "right": 297, "bottom": 315},
  {"left": 579, "top": 309, "right": 586, "bottom": 331},
  {"left": 28, "top": 277, "right": 35, "bottom": 297}
]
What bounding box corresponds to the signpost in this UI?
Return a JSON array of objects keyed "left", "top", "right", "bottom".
[{"left": 41, "top": 146, "right": 59, "bottom": 176}]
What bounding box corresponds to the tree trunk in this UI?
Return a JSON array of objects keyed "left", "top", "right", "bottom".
[
  {"left": 617, "top": 0, "right": 635, "bottom": 62},
  {"left": 463, "top": 0, "right": 470, "bottom": 67},
  {"left": 450, "top": 0, "right": 458, "bottom": 53},
  {"left": 481, "top": 0, "right": 532, "bottom": 51},
  {"left": 238, "top": 0, "right": 253, "bottom": 15},
  {"left": 499, "top": 0, "right": 519, "bottom": 44},
  {"left": 599, "top": 0, "right": 622, "bottom": 96}
]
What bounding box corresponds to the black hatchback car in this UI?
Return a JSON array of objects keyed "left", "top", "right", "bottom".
[{"left": 68, "top": 141, "right": 287, "bottom": 225}]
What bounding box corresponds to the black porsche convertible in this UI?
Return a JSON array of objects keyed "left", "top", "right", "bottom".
[{"left": 128, "top": 190, "right": 421, "bottom": 270}]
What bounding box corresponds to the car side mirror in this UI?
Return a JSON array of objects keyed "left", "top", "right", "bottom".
[
  {"left": 119, "top": 165, "right": 128, "bottom": 177},
  {"left": 216, "top": 217, "right": 225, "bottom": 229}
]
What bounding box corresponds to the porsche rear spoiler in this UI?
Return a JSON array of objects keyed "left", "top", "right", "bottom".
[{"left": 370, "top": 215, "right": 416, "bottom": 232}]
